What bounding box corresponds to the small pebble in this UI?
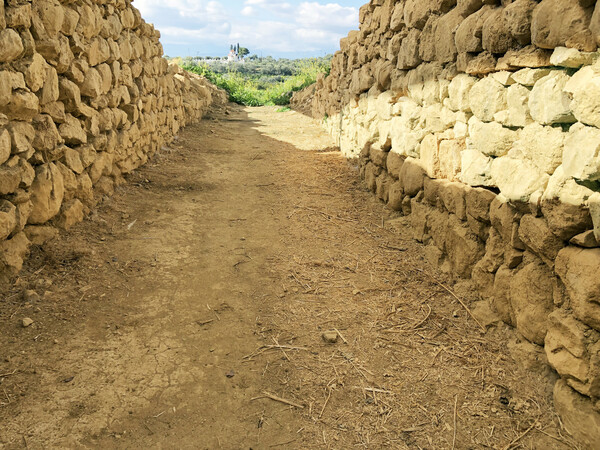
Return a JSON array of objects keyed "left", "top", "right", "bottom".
[
  {"left": 22, "top": 318, "right": 34, "bottom": 328},
  {"left": 322, "top": 331, "right": 338, "bottom": 344}
]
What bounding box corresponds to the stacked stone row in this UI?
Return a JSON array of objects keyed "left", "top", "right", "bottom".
[
  {"left": 291, "top": 0, "right": 600, "bottom": 444},
  {"left": 0, "top": 0, "right": 224, "bottom": 278}
]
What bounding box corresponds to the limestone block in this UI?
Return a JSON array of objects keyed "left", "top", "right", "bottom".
[
  {"left": 438, "top": 139, "right": 464, "bottom": 181},
  {"left": 434, "top": 9, "right": 463, "bottom": 63},
  {"left": 519, "top": 214, "right": 564, "bottom": 268},
  {"left": 32, "top": 114, "right": 61, "bottom": 152},
  {"left": 9, "top": 122, "right": 34, "bottom": 155},
  {"left": 80, "top": 68, "right": 102, "bottom": 98},
  {"left": 478, "top": 227, "right": 504, "bottom": 274},
  {"left": 468, "top": 117, "right": 518, "bottom": 158},
  {"left": 6, "top": 91, "right": 39, "bottom": 121},
  {"left": 554, "top": 380, "right": 600, "bottom": 448},
  {"left": 511, "top": 68, "right": 552, "bottom": 87},
  {"left": 445, "top": 214, "right": 484, "bottom": 278},
  {"left": 542, "top": 198, "right": 593, "bottom": 242},
  {"left": 459, "top": 149, "right": 493, "bottom": 187},
  {"left": 532, "top": 0, "right": 594, "bottom": 49},
  {"left": 411, "top": 198, "right": 431, "bottom": 242},
  {"left": 545, "top": 309, "right": 590, "bottom": 387},
  {"left": 563, "top": 123, "right": 600, "bottom": 181},
  {"left": 420, "top": 134, "right": 441, "bottom": 179},
  {"left": 386, "top": 151, "right": 404, "bottom": 179},
  {"left": 0, "top": 232, "right": 30, "bottom": 274},
  {"left": 509, "top": 257, "right": 555, "bottom": 345},
  {"left": 492, "top": 265, "right": 516, "bottom": 326},
  {"left": 40, "top": 67, "right": 59, "bottom": 106},
  {"left": 495, "top": 83, "right": 532, "bottom": 128},
  {"left": 24, "top": 53, "right": 48, "bottom": 93},
  {"left": 400, "top": 157, "right": 426, "bottom": 197},
  {"left": 482, "top": 7, "right": 516, "bottom": 54},
  {"left": 466, "top": 187, "right": 496, "bottom": 223},
  {"left": 0, "top": 164, "right": 22, "bottom": 196},
  {"left": 550, "top": 47, "right": 598, "bottom": 68},
  {"left": 590, "top": 192, "right": 600, "bottom": 242},
  {"left": 570, "top": 230, "right": 600, "bottom": 248},
  {"left": 504, "top": 0, "right": 537, "bottom": 46},
  {"left": 57, "top": 199, "right": 84, "bottom": 230},
  {"left": 58, "top": 77, "right": 82, "bottom": 112},
  {"left": 0, "top": 30, "right": 23, "bottom": 63},
  {"left": 447, "top": 74, "right": 476, "bottom": 112},
  {"left": 490, "top": 196, "right": 523, "bottom": 245},
  {"left": 28, "top": 163, "right": 64, "bottom": 224},
  {"left": 397, "top": 29, "right": 422, "bottom": 69},
  {"left": 542, "top": 166, "right": 595, "bottom": 208},
  {"left": 0, "top": 129, "right": 10, "bottom": 165},
  {"left": 556, "top": 247, "right": 600, "bottom": 331},
  {"left": 469, "top": 77, "right": 507, "bottom": 122},
  {"left": 59, "top": 114, "right": 87, "bottom": 145},
  {"left": 514, "top": 123, "right": 565, "bottom": 175},
  {"left": 439, "top": 182, "right": 468, "bottom": 220},
  {"left": 403, "top": 0, "right": 456, "bottom": 30},
  {"left": 504, "top": 45, "right": 553, "bottom": 68},
  {"left": 455, "top": 5, "right": 494, "bottom": 53},
  {"left": 529, "top": 71, "right": 575, "bottom": 125},
  {"left": 564, "top": 66, "right": 600, "bottom": 128},
  {"left": 0, "top": 200, "right": 16, "bottom": 241}
]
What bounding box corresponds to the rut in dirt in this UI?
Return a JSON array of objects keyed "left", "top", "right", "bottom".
[{"left": 0, "top": 105, "right": 573, "bottom": 449}]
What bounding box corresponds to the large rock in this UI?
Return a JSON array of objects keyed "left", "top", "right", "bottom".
[
  {"left": 0, "top": 29, "right": 24, "bottom": 63},
  {"left": 509, "top": 257, "right": 555, "bottom": 345},
  {"left": 492, "top": 265, "right": 516, "bottom": 326},
  {"left": 555, "top": 247, "right": 600, "bottom": 331},
  {"left": 562, "top": 123, "right": 600, "bottom": 181},
  {"left": 519, "top": 214, "right": 564, "bottom": 267},
  {"left": 545, "top": 310, "right": 590, "bottom": 391},
  {"left": 564, "top": 66, "right": 600, "bottom": 129},
  {"left": 469, "top": 77, "right": 507, "bottom": 122},
  {"left": 542, "top": 200, "right": 593, "bottom": 242},
  {"left": 0, "top": 200, "right": 16, "bottom": 241},
  {"left": 529, "top": 71, "right": 575, "bottom": 125},
  {"left": 446, "top": 214, "right": 484, "bottom": 278},
  {"left": 59, "top": 114, "right": 87, "bottom": 145},
  {"left": 28, "top": 163, "right": 65, "bottom": 224},
  {"left": 531, "top": 0, "right": 594, "bottom": 49},
  {"left": 459, "top": 149, "right": 493, "bottom": 187},
  {"left": 0, "top": 232, "right": 29, "bottom": 274},
  {"left": 490, "top": 156, "right": 549, "bottom": 203},
  {"left": 516, "top": 123, "right": 564, "bottom": 175},
  {"left": 553, "top": 380, "right": 600, "bottom": 448},
  {"left": 403, "top": 0, "right": 457, "bottom": 30},
  {"left": 455, "top": 6, "right": 494, "bottom": 53},
  {"left": 468, "top": 117, "right": 518, "bottom": 158},
  {"left": 399, "top": 157, "right": 425, "bottom": 197}
]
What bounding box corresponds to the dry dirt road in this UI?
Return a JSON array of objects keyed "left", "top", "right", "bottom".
[{"left": 0, "top": 106, "right": 578, "bottom": 449}]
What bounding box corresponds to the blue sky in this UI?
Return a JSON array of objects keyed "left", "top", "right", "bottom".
[{"left": 133, "top": 0, "right": 364, "bottom": 58}]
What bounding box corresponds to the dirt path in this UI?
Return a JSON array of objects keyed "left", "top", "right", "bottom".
[{"left": 0, "top": 106, "right": 577, "bottom": 449}]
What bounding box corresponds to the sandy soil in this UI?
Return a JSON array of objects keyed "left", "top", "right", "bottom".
[{"left": 0, "top": 105, "right": 579, "bottom": 449}]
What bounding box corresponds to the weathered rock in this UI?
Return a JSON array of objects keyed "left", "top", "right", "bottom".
[
  {"left": 529, "top": 71, "right": 575, "bottom": 125},
  {"left": 0, "top": 29, "right": 24, "bottom": 63},
  {"left": 28, "top": 163, "right": 64, "bottom": 224},
  {"left": 491, "top": 157, "right": 549, "bottom": 203},
  {"left": 399, "top": 157, "right": 425, "bottom": 197},
  {"left": 518, "top": 215, "right": 564, "bottom": 267},
  {"left": 492, "top": 265, "right": 516, "bottom": 326},
  {"left": 468, "top": 117, "right": 518, "bottom": 158},
  {"left": 553, "top": 380, "right": 600, "bottom": 448},
  {"left": 469, "top": 77, "right": 507, "bottom": 122},
  {"left": 542, "top": 200, "right": 593, "bottom": 241},
  {"left": 531, "top": 0, "right": 594, "bottom": 50},
  {"left": 555, "top": 247, "right": 600, "bottom": 331},
  {"left": 0, "top": 200, "right": 17, "bottom": 241},
  {"left": 565, "top": 66, "right": 600, "bottom": 129},
  {"left": 570, "top": 230, "right": 600, "bottom": 248},
  {"left": 509, "top": 257, "right": 555, "bottom": 345},
  {"left": 563, "top": 123, "right": 600, "bottom": 181},
  {"left": 56, "top": 199, "right": 84, "bottom": 230}
]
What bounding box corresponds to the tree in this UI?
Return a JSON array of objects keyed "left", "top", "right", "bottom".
[{"left": 239, "top": 47, "right": 250, "bottom": 58}]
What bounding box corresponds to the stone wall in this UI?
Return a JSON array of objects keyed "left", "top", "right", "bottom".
[
  {"left": 292, "top": 0, "right": 600, "bottom": 445},
  {"left": 0, "top": 0, "right": 226, "bottom": 280}
]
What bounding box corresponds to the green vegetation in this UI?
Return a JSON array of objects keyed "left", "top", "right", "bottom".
[{"left": 180, "top": 56, "right": 331, "bottom": 106}]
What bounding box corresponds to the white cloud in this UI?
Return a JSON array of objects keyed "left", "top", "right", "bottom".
[
  {"left": 241, "top": 6, "right": 254, "bottom": 16},
  {"left": 296, "top": 2, "right": 358, "bottom": 29}
]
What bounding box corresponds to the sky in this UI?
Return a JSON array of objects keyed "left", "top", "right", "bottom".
[{"left": 132, "top": 0, "right": 365, "bottom": 58}]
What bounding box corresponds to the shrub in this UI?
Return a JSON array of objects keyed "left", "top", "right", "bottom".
[{"left": 182, "top": 56, "right": 330, "bottom": 106}]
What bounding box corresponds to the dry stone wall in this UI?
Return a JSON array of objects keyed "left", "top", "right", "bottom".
[
  {"left": 0, "top": 0, "right": 226, "bottom": 281},
  {"left": 292, "top": 0, "right": 600, "bottom": 445}
]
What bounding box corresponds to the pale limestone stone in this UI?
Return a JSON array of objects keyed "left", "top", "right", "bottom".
[
  {"left": 460, "top": 149, "right": 494, "bottom": 186},
  {"left": 543, "top": 166, "right": 595, "bottom": 206},
  {"left": 495, "top": 83, "right": 532, "bottom": 128},
  {"left": 529, "top": 71, "right": 575, "bottom": 124},
  {"left": 453, "top": 121, "right": 468, "bottom": 139},
  {"left": 563, "top": 123, "right": 600, "bottom": 181},
  {"left": 438, "top": 139, "right": 464, "bottom": 181},
  {"left": 468, "top": 116, "right": 519, "bottom": 157},
  {"left": 59, "top": 114, "right": 87, "bottom": 145},
  {"left": 419, "top": 133, "right": 441, "bottom": 178},
  {"left": 491, "top": 71, "right": 515, "bottom": 86},
  {"left": 512, "top": 68, "right": 552, "bottom": 86},
  {"left": 550, "top": 47, "right": 598, "bottom": 68},
  {"left": 588, "top": 192, "right": 600, "bottom": 242},
  {"left": 28, "top": 163, "right": 64, "bottom": 224},
  {"left": 447, "top": 74, "right": 476, "bottom": 112},
  {"left": 0, "top": 129, "right": 10, "bottom": 165},
  {"left": 469, "top": 77, "right": 507, "bottom": 122},
  {"left": 564, "top": 66, "right": 600, "bottom": 128},
  {"left": 0, "top": 200, "right": 16, "bottom": 241},
  {"left": 25, "top": 53, "right": 48, "bottom": 93},
  {"left": 491, "top": 156, "right": 550, "bottom": 202},
  {"left": 516, "top": 123, "right": 565, "bottom": 174},
  {"left": 0, "top": 29, "right": 23, "bottom": 63}
]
